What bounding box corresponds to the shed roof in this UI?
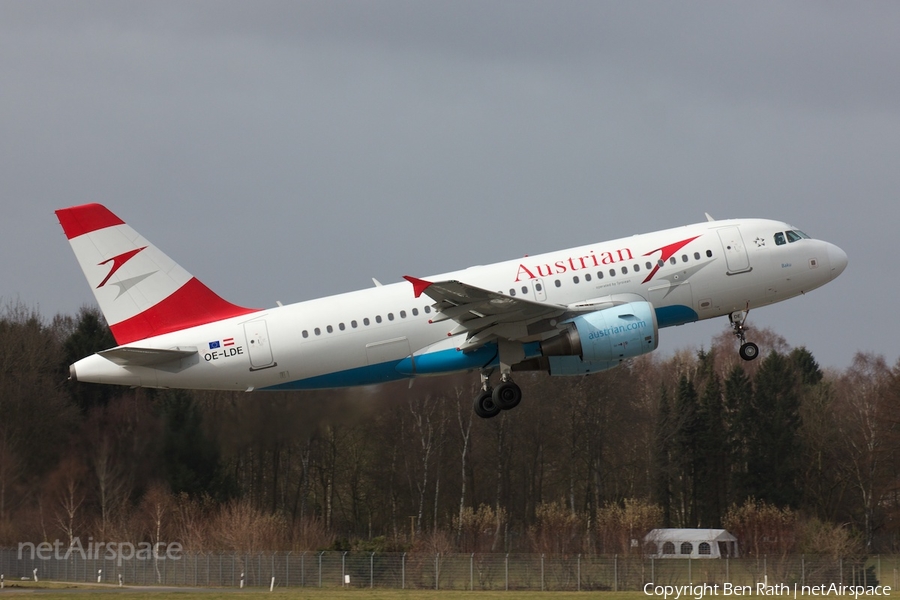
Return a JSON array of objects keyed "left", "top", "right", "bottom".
[{"left": 643, "top": 528, "right": 737, "bottom": 543}]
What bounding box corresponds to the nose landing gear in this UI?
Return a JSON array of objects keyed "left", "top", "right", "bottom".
[{"left": 730, "top": 309, "right": 759, "bottom": 361}]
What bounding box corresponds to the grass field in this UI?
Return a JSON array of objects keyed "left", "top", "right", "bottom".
[{"left": 0, "top": 582, "right": 897, "bottom": 600}]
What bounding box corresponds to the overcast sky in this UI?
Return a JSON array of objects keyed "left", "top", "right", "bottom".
[{"left": 2, "top": 2, "right": 896, "bottom": 369}]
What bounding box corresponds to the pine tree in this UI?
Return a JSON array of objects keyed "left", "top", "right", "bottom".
[
  {"left": 62, "top": 307, "right": 117, "bottom": 413},
  {"left": 674, "top": 375, "right": 700, "bottom": 526},
  {"left": 160, "top": 390, "right": 234, "bottom": 500},
  {"left": 652, "top": 385, "right": 674, "bottom": 526},
  {"left": 748, "top": 352, "right": 803, "bottom": 507},
  {"left": 697, "top": 372, "right": 727, "bottom": 526},
  {"left": 724, "top": 364, "right": 754, "bottom": 504}
]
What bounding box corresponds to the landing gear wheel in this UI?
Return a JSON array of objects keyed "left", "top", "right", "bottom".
[
  {"left": 730, "top": 308, "right": 759, "bottom": 362},
  {"left": 493, "top": 381, "right": 522, "bottom": 410},
  {"left": 474, "top": 389, "right": 500, "bottom": 419},
  {"left": 739, "top": 342, "right": 759, "bottom": 361}
]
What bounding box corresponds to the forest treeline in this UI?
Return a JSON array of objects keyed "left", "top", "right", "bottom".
[{"left": 0, "top": 302, "right": 898, "bottom": 556}]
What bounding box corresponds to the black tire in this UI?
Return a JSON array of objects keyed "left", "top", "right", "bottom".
[
  {"left": 474, "top": 389, "right": 500, "bottom": 419},
  {"left": 492, "top": 381, "right": 522, "bottom": 410},
  {"left": 739, "top": 342, "right": 759, "bottom": 361}
]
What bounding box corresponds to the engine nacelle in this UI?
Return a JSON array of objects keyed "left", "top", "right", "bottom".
[{"left": 541, "top": 301, "right": 659, "bottom": 376}]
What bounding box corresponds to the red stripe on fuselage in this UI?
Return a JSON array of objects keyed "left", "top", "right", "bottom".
[
  {"left": 55, "top": 203, "right": 125, "bottom": 239},
  {"left": 109, "top": 277, "right": 259, "bottom": 345}
]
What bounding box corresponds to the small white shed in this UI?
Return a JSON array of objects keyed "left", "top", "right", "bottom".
[{"left": 643, "top": 528, "right": 739, "bottom": 559}]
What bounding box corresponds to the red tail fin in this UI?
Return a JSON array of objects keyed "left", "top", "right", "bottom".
[{"left": 57, "top": 203, "right": 258, "bottom": 344}]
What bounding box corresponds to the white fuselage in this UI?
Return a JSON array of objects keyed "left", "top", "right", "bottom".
[{"left": 70, "top": 218, "right": 847, "bottom": 391}]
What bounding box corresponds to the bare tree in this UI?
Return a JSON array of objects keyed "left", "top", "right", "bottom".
[
  {"left": 834, "top": 352, "right": 893, "bottom": 551},
  {"left": 47, "top": 456, "right": 87, "bottom": 548},
  {"left": 404, "top": 392, "right": 442, "bottom": 534},
  {"left": 455, "top": 385, "right": 473, "bottom": 543}
]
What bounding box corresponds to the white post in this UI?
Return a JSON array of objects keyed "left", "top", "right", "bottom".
[
  {"left": 98, "top": 569, "right": 102, "bottom": 583},
  {"left": 270, "top": 576, "right": 275, "bottom": 591},
  {"left": 1, "top": 573, "right": 4, "bottom": 589},
  {"left": 240, "top": 572, "right": 245, "bottom": 589},
  {"left": 33, "top": 568, "right": 38, "bottom": 582},
  {"left": 118, "top": 573, "right": 123, "bottom": 587}
]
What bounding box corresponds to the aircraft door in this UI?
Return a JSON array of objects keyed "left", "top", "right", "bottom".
[
  {"left": 532, "top": 278, "right": 547, "bottom": 302},
  {"left": 244, "top": 319, "right": 277, "bottom": 371},
  {"left": 717, "top": 227, "right": 751, "bottom": 274}
]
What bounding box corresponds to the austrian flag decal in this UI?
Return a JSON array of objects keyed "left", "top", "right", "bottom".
[{"left": 209, "top": 338, "right": 235, "bottom": 350}]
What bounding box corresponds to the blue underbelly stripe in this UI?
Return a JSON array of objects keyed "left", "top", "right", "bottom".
[{"left": 655, "top": 305, "right": 699, "bottom": 328}]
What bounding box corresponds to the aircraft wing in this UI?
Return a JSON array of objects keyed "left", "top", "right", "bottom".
[{"left": 404, "top": 276, "right": 568, "bottom": 351}]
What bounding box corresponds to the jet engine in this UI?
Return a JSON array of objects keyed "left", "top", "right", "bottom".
[{"left": 537, "top": 301, "right": 659, "bottom": 375}]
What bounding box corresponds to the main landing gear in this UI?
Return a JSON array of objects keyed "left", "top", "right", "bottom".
[
  {"left": 730, "top": 309, "right": 759, "bottom": 361},
  {"left": 473, "top": 371, "right": 522, "bottom": 419}
]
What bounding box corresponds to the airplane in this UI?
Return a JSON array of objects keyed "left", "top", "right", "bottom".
[{"left": 56, "top": 203, "right": 847, "bottom": 418}]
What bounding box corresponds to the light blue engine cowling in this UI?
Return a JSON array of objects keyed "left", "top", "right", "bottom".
[{"left": 543, "top": 301, "right": 659, "bottom": 375}]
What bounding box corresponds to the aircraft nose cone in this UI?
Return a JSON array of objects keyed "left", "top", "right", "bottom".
[{"left": 827, "top": 243, "right": 848, "bottom": 280}]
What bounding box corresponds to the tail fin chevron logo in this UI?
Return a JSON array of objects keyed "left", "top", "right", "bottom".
[{"left": 97, "top": 247, "right": 148, "bottom": 288}]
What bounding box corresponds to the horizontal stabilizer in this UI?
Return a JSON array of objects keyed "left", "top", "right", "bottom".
[{"left": 99, "top": 346, "right": 198, "bottom": 367}]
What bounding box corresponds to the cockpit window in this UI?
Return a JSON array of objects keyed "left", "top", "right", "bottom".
[
  {"left": 774, "top": 232, "right": 786, "bottom": 246},
  {"left": 786, "top": 230, "right": 804, "bottom": 243}
]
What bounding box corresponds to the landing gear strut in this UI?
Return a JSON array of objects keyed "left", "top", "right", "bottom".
[
  {"left": 730, "top": 309, "right": 759, "bottom": 361},
  {"left": 473, "top": 371, "right": 522, "bottom": 419}
]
